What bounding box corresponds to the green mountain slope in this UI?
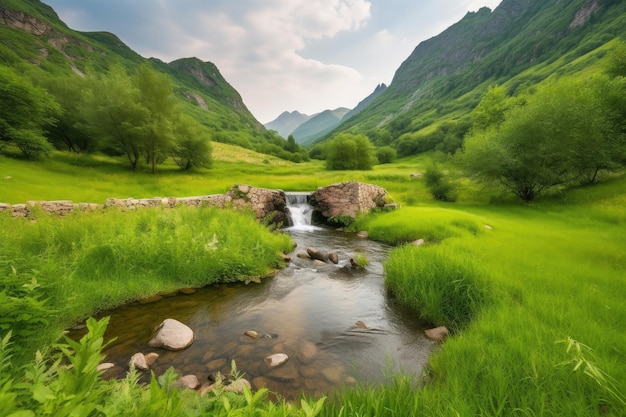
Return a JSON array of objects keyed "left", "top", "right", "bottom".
[
  {"left": 328, "top": 0, "right": 626, "bottom": 152},
  {"left": 292, "top": 107, "right": 351, "bottom": 145},
  {"left": 0, "top": 0, "right": 284, "bottom": 156}
]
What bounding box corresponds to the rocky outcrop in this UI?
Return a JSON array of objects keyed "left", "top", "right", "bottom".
[{"left": 313, "top": 182, "right": 387, "bottom": 221}]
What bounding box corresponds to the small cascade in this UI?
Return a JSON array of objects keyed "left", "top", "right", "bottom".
[{"left": 285, "top": 192, "right": 318, "bottom": 231}]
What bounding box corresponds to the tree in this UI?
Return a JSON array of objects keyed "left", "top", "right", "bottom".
[
  {"left": 0, "top": 66, "right": 59, "bottom": 158},
  {"left": 325, "top": 133, "right": 376, "bottom": 170},
  {"left": 134, "top": 64, "right": 178, "bottom": 173},
  {"left": 376, "top": 146, "right": 397, "bottom": 164},
  {"left": 459, "top": 78, "right": 621, "bottom": 201},
  {"left": 171, "top": 115, "right": 213, "bottom": 170},
  {"left": 43, "top": 75, "right": 95, "bottom": 153},
  {"left": 82, "top": 64, "right": 148, "bottom": 169}
]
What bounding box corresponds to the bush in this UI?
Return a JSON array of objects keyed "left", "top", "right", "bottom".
[
  {"left": 376, "top": 146, "right": 397, "bottom": 164},
  {"left": 325, "top": 133, "right": 376, "bottom": 170},
  {"left": 424, "top": 165, "right": 457, "bottom": 202}
]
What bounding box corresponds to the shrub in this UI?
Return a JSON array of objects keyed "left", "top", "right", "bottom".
[
  {"left": 376, "top": 146, "right": 397, "bottom": 164},
  {"left": 424, "top": 165, "right": 457, "bottom": 202}
]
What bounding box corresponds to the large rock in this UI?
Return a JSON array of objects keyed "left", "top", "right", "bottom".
[
  {"left": 148, "top": 319, "right": 194, "bottom": 350},
  {"left": 226, "top": 184, "right": 288, "bottom": 226},
  {"left": 313, "top": 182, "right": 387, "bottom": 222}
]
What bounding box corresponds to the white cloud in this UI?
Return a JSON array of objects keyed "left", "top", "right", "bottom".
[{"left": 45, "top": 0, "right": 503, "bottom": 122}]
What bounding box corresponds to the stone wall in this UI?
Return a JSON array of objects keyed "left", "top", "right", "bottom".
[
  {"left": 312, "top": 181, "right": 388, "bottom": 220},
  {"left": 0, "top": 184, "right": 287, "bottom": 226}
]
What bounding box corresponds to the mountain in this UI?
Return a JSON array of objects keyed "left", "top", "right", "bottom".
[
  {"left": 264, "top": 111, "right": 313, "bottom": 138},
  {"left": 291, "top": 107, "right": 351, "bottom": 145},
  {"left": 327, "top": 0, "right": 626, "bottom": 153},
  {"left": 0, "top": 0, "right": 293, "bottom": 157},
  {"left": 341, "top": 83, "right": 387, "bottom": 122}
]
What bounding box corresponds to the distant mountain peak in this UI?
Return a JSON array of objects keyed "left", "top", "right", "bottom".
[{"left": 264, "top": 110, "right": 312, "bottom": 138}]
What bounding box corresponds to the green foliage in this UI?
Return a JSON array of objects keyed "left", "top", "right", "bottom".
[
  {"left": 424, "top": 164, "right": 457, "bottom": 202},
  {"left": 0, "top": 66, "right": 59, "bottom": 158},
  {"left": 459, "top": 76, "right": 626, "bottom": 201},
  {"left": 375, "top": 146, "right": 397, "bottom": 164},
  {"left": 324, "top": 133, "right": 376, "bottom": 170}
]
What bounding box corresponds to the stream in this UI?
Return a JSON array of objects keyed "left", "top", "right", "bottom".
[{"left": 71, "top": 194, "right": 435, "bottom": 399}]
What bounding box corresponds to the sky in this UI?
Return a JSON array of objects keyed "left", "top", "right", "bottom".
[{"left": 43, "top": 0, "right": 502, "bottom": 124}]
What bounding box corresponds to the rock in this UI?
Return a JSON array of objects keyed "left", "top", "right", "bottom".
[
  {"left": 356, "top": 231, "right": 369, "bottom": 238},
  {"left": 148, "top": 319, "right": 194, "bottom": 350},
  {"left": 137, "top": 294, "right": 164, "bottom": 304},
  {"left": 130, "top": 353, "right": 149, "bottom": 370},
  {"left": 307, "top": 247, "right": 329, "bottom": 262},
  {"left": 345, "top": 376, "right": 357, "bottom": 384},
  {"left": 244, "top": 330, "right": 259, "bottom": 339},
  {"left": 176, "top": 375, "right": 200, "bottom": 390},
  {"left": 313, "top": 182, "right": 387, "bottom": 222},
  {"left": 280, "top": 253, "right": 291, "bottom": 262},
  {"left": 226, "top": 184, "right": 287, "bottom": 226},
  {"left": 424, "top": 326, "right": 449, "bottom": 342},
  {"left": 265, "top": 353, "right": 289, "bottom": 367},
  {"left": 199, "top": 383, "right": 217, "bottom": 396},
  {"left": 268, "top": 362, "right": 300, "bottom": 380},
  {"left": 297, "top": 342, "right": 319, "bottom": 364},
  {"left": 313, "top": 260, "right": 327, "bottom": 267},
  {"left": 206, "top": 358, "right": 228, "bottom": 371},
  {"left": 145, "top": 352, "right": 159, "bottom": 366},
  {"left": 354, "top": 320, "right": 368, "bottom": 329},
  {"left": 412, "top": 239, "right": 425, "bottom": 246},
  {"left": 297, "top": 252, "right": 310, "bottom": 259},
  {"left": 410, "top": 173, "right": 423, "bottom": 178},
  {"left": 321, "top": 366, "right": 344, "bottom": 383},
  {"left": 328, "top": 253, "right": 339, "bottom": 264},
  {"left": 178, "top": 287, "right": 197, "bottom": 295},
  {"left": 224, "top": 378, "right": 252, "bottom": 394},
  {"left": 97, "top": 362, "right": 115, "bottom": 372}
]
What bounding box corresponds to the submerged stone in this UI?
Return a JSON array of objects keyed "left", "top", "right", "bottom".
[{"left": 149, "top": 319, "right": 194, "bottom": 350}]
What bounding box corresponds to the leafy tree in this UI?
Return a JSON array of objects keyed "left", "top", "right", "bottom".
[
  {"left": 82, "top": 64, "right": 148, "bottom": 169},
  {"left": 376, "top": 146, "right": 397, "bottom": 164},
  {"left": 43, "top": 75, "right": 95, "bottom": 153},
  {"left": 134, "top": 64, "right": 177, "bottom": 173},
  {"left": 459, "top": 78, "right": 622, "bottom": 201},
  {"left": 0, "top": 66, "right": 59, "bottom": 158},
  {"left": 325, "top": 133, "right": 376, "bottom": 170},
  {"left": 171, "top": 115, "right": 213, "bottom": 170}
]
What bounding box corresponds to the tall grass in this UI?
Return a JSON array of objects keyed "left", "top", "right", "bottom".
[
  {"left": 0, "top": 206, "right": 293, "bottom": 364},
  {"left": 385, "top": 244, "right": 491, "bottom": 332}
]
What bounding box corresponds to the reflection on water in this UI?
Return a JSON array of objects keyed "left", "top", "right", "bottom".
[{"left": 72, "top": 228, "right": 435, "bottom": 399}]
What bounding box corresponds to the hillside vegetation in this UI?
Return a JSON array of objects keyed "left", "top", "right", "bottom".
[
  {"left": 326, "top": 0, "right": 626, "bottom": 153},
  {"left": 0, "top": 0, "right": 309, "bottom": 162}
]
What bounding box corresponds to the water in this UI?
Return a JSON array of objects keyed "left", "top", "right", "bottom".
[
  {"left": 285, "top": 192, "right": 320, "bottom": 231},
  {"left": 70, "top": 197, "right": 435, "bottom": 399}
]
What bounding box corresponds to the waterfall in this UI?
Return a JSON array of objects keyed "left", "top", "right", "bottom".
[{"left": 285, "top": 192, "right": 319, "bottom": 231}]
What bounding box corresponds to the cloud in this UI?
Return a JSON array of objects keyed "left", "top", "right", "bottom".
[{"left": 45, "top": 0, "right": 502, "bottom": 122}]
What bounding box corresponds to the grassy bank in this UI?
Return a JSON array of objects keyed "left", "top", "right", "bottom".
[
  {"left": 0, "top": 206, "right": 293, "bottom": 365},
  {"left": 1, "top": 151, "right": 624, "bottom": 415},
  {"left": 334, "top": 177, "right": 626, "bottom": 416}
]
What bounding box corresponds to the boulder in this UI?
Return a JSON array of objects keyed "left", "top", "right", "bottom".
[
  {"left": 424, "top": 326, "right": 449, "bottom": 342},
  {"left": 307, "top": 247, "right": 329, "bottom": 262},
  {"left": 224, "top": 378, "right": 252, "bottom": 394},
  {"left": 244, "top": 330, "right": 259, "bottom": 339},
  {"left": 313, "top": 182, "right": 387, "bottom": 222},
  {"left": 265, "top": 353, "right": 289, "bottom": 367},
  {"left": 328, "top": 253, "right": 339, "bottom": 264},
  {"left": 129, "top": 353, "right": 149, "bottom": 370},
  {"left": 145, "top": 352, "right": 159, "bottom": 366},
  {"left": 148, "top": 319, "right": 194, "bottom": 350},
  {"left": 176, "top": 375, "right": 200, "bottom": 390},
  {"left": 226, "top": 184, "right": 288, "bottom": 226}
]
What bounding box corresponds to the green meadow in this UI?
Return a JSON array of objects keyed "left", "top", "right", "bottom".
[{"left": 0, "top": 149, "right": 624, "bottom": 416}]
